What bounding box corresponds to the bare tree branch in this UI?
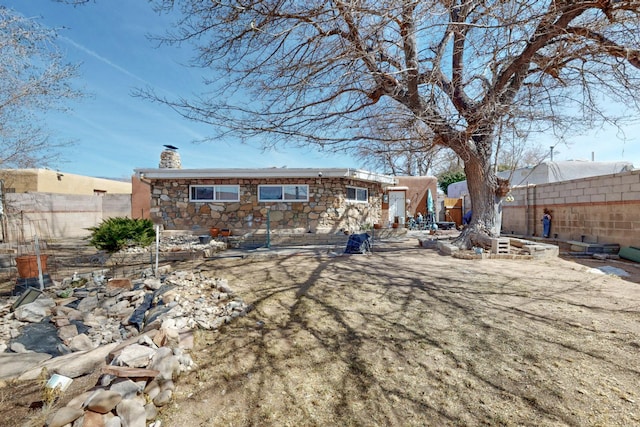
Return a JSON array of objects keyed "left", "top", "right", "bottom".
[
  {"left": 141, "top": 0, "right": 640, "bottom": 245},
  {"left": 0, "top": 6, "right": 82, "bottom": 169}
]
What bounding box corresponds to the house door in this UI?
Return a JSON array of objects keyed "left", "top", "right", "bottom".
[{"left": 388, "top": 191, "right": 406, "bottom": 225}]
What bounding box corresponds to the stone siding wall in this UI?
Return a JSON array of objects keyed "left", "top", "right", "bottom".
[
  {"left": 149, "top": 177, "right": 384, "bottom": 234},
  {"left": 502, "top": 169, "right": 640, "bottom": 247}
]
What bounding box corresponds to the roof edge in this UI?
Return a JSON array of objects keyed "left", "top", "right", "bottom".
[{"left": 134, "top": 167, "right": 397, "bottom": 185}]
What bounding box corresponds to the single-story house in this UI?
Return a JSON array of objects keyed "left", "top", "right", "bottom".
[{"left": 135, "top": 150, "right": 400, "bottom": 235}]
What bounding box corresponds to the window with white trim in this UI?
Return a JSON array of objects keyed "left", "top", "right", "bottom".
[
  {"left": 189, "top": 185, "right": 240, "bottom": 202},
  {"left": 346, "top": 186, "right": 368, "bottom": 202},
  {"left": 258, "top": 184, "right": 308, "bottom": 202}
]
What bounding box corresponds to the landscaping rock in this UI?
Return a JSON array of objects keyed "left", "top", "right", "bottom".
[
  {"left": 152, "top": 389, "right": 172, "bottom": 407},
  {"left": 1, "top": 238, "right": 247, "bottom": 427},
  {"left": 80, "top": 410, "right": 104, "bottom": 427},
  {"left": 113, "top": 344, "right": 156, "bottom": 368},
  {"left": 110, "top": 378, "right": 143, "bottom": 399},
  {"left": 18, "top": 342, "right": 119, "bottom": 380},
  {"left": 116, "top": 398, "right": 146, "bottom": 427},
  {"left": 58, "top": 323, "right": 79, "bottom": 341},
  {"left": 144, "top": 403, "right": 158, "bottom": 421},
  {"left": 68, "top": 333, "right": 95, "bottom": 352},
  {"left": 46, "top": 406, "right": 85, "bottom": 427},
  {"left": 77, "top": 295, "right": 99, "bottom": 312},
  {"left": 84, "top": 390, "right": 123, "bottom": 414},
  {"left": 13, "top": 297, "right": 55, "bottom": 323},
  {"left": 104, "top": 414, "right": 122, "bottom": 427},
  {"left": 66, "top": 391, "right": 93, "bottom": 409},
  {"left": 0, "top": 352, "right": 51, "bottom": 379}
]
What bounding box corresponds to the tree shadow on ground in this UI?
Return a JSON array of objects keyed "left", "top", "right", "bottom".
[{"left": 165, "top": 248, "right": 640, "bottom": 426}]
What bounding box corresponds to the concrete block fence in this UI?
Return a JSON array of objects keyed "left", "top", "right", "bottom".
[
  {"left": 2, "top": 193, "right": 131, "bottom": 242},
  {"left": 501, "top": 169, "right": 640, "bottom": 247}
]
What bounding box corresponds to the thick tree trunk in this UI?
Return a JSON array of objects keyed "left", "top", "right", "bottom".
[{"left": 453, "top": 153, "right": 506, "bottom": 249}]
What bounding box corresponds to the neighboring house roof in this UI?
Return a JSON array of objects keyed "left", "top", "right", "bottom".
[
  {"left": 507, "top": 160, "right": 634, "bottom": 187},
  {"left": 447, "top": 160, "right": 635, "bottom": 198},
  {"left": 0, "top": 168, "right": 132, "bottom": 195},
  {"left": 134, "top": 167, "right": 397, "bottom": 185}
]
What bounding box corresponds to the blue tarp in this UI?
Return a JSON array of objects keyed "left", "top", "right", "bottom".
[{"left": 344, "top": 233, "right": 371, "bottom": 254}]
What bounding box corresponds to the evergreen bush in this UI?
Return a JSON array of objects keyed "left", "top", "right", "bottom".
[{"left": 87, "top": 217, "right": 156, "bottom": 252}]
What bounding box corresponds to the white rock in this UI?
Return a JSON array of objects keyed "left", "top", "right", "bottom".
[
  {"left": 77, "top": 295, "right": 99, "bottom": 312},
  {"left": 13, "top": 297, "right": 55, "bottom": 322},
  {"left": 148, "top": 348, "right": 179, "bottom": 381},
  {"left": 159, "top": 379, "right": 175, "bottom": 392},
  {"left": 9, "top": 342, "right": 31, "bottom": 353},
  {"left": 144, "top": 278, "right": 162, "bottom": 290},
  {"left": 152, "top": 389, "right": 172, "bottom": 407},
  {"left": 58, "top": 324, "right": 79, "bottom": 341},
  {"left": 144, "top": 379, "right": 161, "bottom": 400},
  {"left": 0, "top": 352, "right": 51, "bottom": 379},
  {"left": 82, "top": 313, "right": 103, "bottom": 328},
  {"left": 114, "top": 344, "right": 156, "bottom": 368},
  {"left": 101, "top": 296, "right": 120, "bottom": 310},
  {"left": 144, "top": 403, "right": 158, "bottom": 421},
  {"left": 116, "top": 398, "right": 146, "bottom": 427},
  {"left": 18, "top": 342, "right": 119, "bottom": 380},
  {"left": 105, "top": 414, "right": 123, "bottom": 427},
  {"left": 65, "top": 391, "right": 93, "bottom": 409},
  {"left": 110, "top": 378, "right": 143, "bottom": 399},
  {"left": 137, "top": 334, "right": 158, "bottom": 349},
  {"left": 68, "top": 333, "right": 95, "bottom": 352},
  {"left": 46, "top": 406, "right": 84, "bottom": 427},
  {"left": 107, "top": 300, "right": 132, "bottom": 318}
]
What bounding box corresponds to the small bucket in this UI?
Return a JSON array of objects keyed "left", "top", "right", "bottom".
[{"left": 15, "top": 255, "right": 48, "bottom": 279}]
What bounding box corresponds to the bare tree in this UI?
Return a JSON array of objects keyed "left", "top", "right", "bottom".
[
  {"left": 356, "top": 139, "right": 439, "bottom": 177},
  {"left": 145, "top": 0, "right": 640, "bottom": 247},
  {"left": 0, "top": 6, "right": 81, "bottom": 169},
  {"left": 353, "top": 111, "right": 441, "bottom": 175},
  {"left": 357, "top": 108, "right": 544, "bottom": 179}
]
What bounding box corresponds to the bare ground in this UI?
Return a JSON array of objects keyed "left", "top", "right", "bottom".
[
  {"left": 2, "top": 238, "right": 640, "bottom": 426},
  {"left": 159, "top": 240, "right": 640, "bottom": 427}
]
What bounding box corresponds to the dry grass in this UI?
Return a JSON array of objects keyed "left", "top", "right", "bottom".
[{"left": 158, "top": 244, "right": 640, "bottom": 427}]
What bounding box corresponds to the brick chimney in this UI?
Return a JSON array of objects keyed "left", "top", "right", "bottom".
[{"left": 159, "top": 148, "right": 181, "bottom": 169}]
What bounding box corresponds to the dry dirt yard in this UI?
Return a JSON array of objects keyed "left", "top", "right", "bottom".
[
  {"left": 156, "top": 240, "right": 640, "bottom": 427},
  {"left": 2, "top": 237, "right": 640, "bottom": 427}
]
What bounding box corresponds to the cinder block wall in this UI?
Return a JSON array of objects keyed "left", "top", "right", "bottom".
[
  {"left": 502, "top": 169, "right": 640, "bottom": 247},
  {"left": 102, "top": 194, "right": 132, "bottom": 221},
  {"left": 3, "top": 193, "right": 131, "bottom": 241}
]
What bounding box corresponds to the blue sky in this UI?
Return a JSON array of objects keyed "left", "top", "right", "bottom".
[
  {"left": 4, "top": 0, "right": 361, "bottom": 179},
  {"left": 3, "top": 1, "right": 639, "bottom": 179}
]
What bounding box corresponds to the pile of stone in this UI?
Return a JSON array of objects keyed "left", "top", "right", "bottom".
[
  {"left": 0, "top": 267, "right": 252, "bottom": 425},
  {"left": 47, "top": 328, "right": 195, "bottom": 427},
  {"left": 117, "top": 234, "right": 227, "bottom": 255},
  {"left": 44, "top": 327, "right": 194, "bottom": 427}
]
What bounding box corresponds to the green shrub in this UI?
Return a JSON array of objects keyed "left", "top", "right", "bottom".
[
  {"left": 87, "top": 217, "right": 156, "bottom": 252},
  {"left": 437, "top": 170, "right": 466, "bottom": 194}
]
